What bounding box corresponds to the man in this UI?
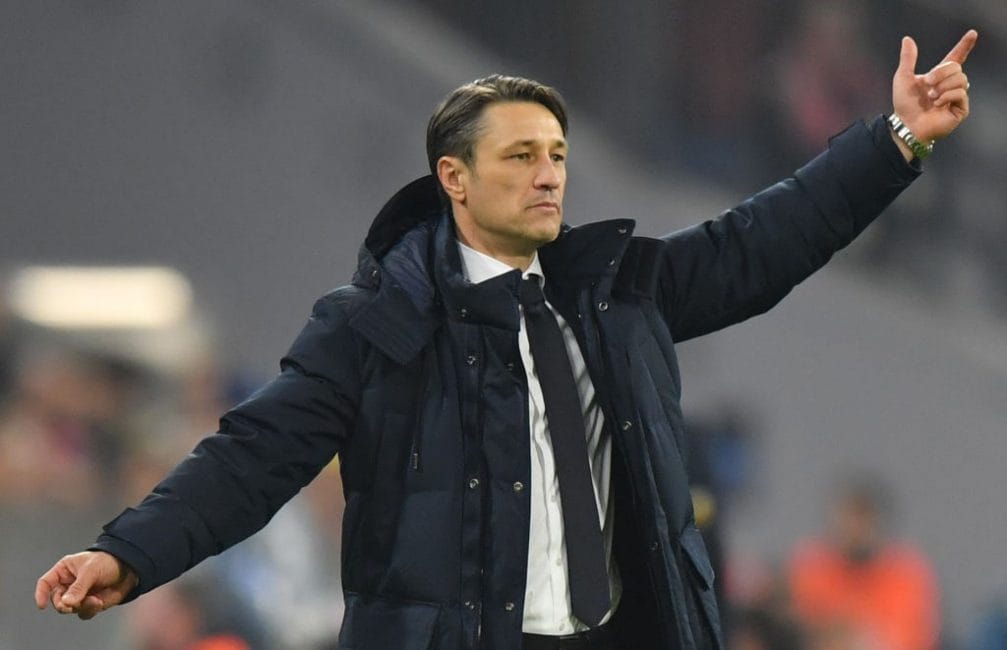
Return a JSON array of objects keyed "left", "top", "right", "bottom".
[{"left": 36, "top": 31, "right": 977, "bottom": 650}]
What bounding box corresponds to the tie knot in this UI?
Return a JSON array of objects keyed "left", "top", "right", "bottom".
[{"left": 519, "top": 276, "right": 546, "bottom": 309}]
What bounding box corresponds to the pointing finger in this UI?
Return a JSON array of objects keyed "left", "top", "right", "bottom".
[
  {"left": 942, "top": 29, "right": 978, "bottom": 65},
  {"left": 35, "top": 562, "right": 72, "bottom": 609},
  {"left": 35, "top": 575, "right": 55, "bottom": 609}
]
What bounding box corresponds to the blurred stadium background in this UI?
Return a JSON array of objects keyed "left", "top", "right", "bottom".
[{"left": 2, "top": 1, "right": 1006, "bottom": 648}]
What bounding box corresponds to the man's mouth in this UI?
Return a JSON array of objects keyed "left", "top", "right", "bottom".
[{"left": 529, "top": 201, "right": 560, "bottom": 212}]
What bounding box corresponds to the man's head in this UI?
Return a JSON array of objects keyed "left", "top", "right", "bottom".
[
  {"left": 427, "top": 75, "right": 569, "bottom": 268},
  {"left": 829, "top": 474, "right": 893, "bottom": 563}
]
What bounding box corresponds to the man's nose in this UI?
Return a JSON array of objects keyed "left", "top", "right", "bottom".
[{"left": 534, "top": 159, "right": 562, "bottom": 190}]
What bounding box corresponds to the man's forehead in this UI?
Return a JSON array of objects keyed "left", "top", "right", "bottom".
[{"left": 480, "top": 102, "right": 565, "bottom": 144}]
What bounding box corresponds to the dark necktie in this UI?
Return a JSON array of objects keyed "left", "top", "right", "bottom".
[{"left": 519, "top": 275, "right": 610, "bottom": 627}]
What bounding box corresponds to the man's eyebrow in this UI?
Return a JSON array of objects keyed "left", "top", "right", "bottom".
[{"left": 504, "top": 138, "right": 569, "bottom": 149}]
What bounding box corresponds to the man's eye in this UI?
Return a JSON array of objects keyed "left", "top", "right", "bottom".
[
  {"left": 511, "top": 153, "right": 531, "bottom": 160},
  {"left": 551, "top": 154, "right": 566, "bottom": 162}
]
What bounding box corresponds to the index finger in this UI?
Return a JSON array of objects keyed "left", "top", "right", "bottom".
[
  {"left": 35, "top": 572, "right": 59, "bottom": 609},
  {"left": 942, "top": 29, "right": 978, "bottom": 65},
  {"left": 34, "top": 562, "right": 73, "bottom": 609}
]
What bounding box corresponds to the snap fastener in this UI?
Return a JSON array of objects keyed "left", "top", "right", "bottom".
[
  {"left": 468, "top": 478, "right": 480, "bottom": 489},
  {"left": 464, "top": 600, "right": 475, "bottom": 610},
  {"left": 466, "top": 354, "right": 477, "bottom": 366},
  {"left": 607, "top": 258, "right": 616, "bottom": 267},
  {"left": 460, "top": 307, "right": 469, "bottom": 319},
  {"left": 597, "top": 301, "right": 609, "bottom": 312},
  {"left": 650, "top": 540, "right": 659, "bottom": 551},
  {"left": 617, "top": 226, "right": 628, "bottom": 235},
  {"left": 513, "top": 481, "right": 524, "bottom": 492},
  {"left": 621, "top": 420, "right": 633, "bottom": 431},
  {"left": 504, "top": 602, "right": 515, "bottom": 612}
]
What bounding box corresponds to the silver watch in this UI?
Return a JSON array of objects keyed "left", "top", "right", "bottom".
[{"left": 887, "top": 113, "right": 933, "bottom": 160}]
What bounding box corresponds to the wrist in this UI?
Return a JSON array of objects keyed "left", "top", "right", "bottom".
[
  {"left": 102, "top": 551, "right": 139, "bottom": 591},
  {"left": 887, "top": 113, "right": 933, "bottom": 161}
]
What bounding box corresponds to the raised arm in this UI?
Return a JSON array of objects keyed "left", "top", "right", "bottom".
[{"left": 657, "top": 31, "right": 977, "bottom": 342}]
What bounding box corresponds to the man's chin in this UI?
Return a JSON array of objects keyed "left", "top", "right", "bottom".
[{"left": 531, "top": 219, "right": 563, "bottom": 244}]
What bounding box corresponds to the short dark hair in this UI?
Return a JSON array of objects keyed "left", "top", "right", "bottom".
[{"left": 426, "top": 74, "right": 568, "bottom": 179}]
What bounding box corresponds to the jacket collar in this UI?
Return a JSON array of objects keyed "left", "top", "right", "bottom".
[{"left": 349, "top": 175, "right": 637, "bottom": 364}]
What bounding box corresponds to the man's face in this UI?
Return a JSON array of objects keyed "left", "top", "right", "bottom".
[{"left": 447, "top": 101, "right": 567, "bottom": 262}]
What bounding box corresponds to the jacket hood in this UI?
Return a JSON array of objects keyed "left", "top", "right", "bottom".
[{"left": 362, "top": 175, "right": 444, "bottom": 262}]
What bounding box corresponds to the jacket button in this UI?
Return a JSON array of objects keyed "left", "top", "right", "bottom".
[
  {"left": 597, "top": 301, "right": 609, "bottom": 312},
  {"left": 460, "top": 308, "right": 469, "bottom": 319},
  {"left": 466, "top": 354, "right": 477, "bottom": 366},
  {"left": 468, "top": 478, "right": 480, "bottom": 489},
  {"left": 621, "top": 420, "right": 633, "bottom": 431},
  {"left": 504, "top": 602, "right": 515, "bottom": 612},
  {"left": 513, "top": 481, "right": 524, "bottom": 492}
]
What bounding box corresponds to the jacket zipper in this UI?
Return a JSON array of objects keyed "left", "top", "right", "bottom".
[{"left": 410, "top": 346, "right": 435, "bottom": 471}]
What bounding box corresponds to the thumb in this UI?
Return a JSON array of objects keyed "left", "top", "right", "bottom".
[
  {"left": 60, "top": 574, "right": 94, "bottom": 607},
  {"left": 897, "top": 36, "right": 918, "bottom": 76}
]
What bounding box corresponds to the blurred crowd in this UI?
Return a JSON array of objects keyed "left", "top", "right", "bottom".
[
  {"left": 0, "top": 299, "right": 345, "bottom": 650},
  {"left": 687, "top": 413, "right": 1007, "bottom": 650}
]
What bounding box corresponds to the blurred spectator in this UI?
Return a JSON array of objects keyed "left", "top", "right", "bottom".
[
  {"left": 667, "top": 0, "right": 769, "bottom": 185},
  {"left": 788, "top": 474, "right": 940, "bottom": 650},
  {"left": 125, "top": 575, "right": 264, "bottom": 650},
  {"left": 209, "top": 473, "right": 345, "bottom": 649},
  {"left": 764, "top": 3, "right": 886, "bottom": 168},
  {"left": 0, "top": 345, "right": 141, "bottom": 507},
  {"left": 686, "top": 404, "right": 761, "bottom": 620}
]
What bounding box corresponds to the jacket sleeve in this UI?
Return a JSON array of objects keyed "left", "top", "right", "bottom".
[
  {"left": 89, "top": 289, "right": 364, "bottom": 599},
  {"left": 657, "top": 115, "right": 921, "bottom": 343}
]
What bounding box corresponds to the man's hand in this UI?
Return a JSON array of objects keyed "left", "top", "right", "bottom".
[
  {"left": 35, "top": 551, "right": 138, "bottom": 620},
  {"left": 892, "top": 29, "right": 978, "bottom": 157}
]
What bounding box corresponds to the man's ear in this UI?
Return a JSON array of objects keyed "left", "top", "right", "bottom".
[{"left": 436, "top": 156, "right": 468, "bottom": 204}]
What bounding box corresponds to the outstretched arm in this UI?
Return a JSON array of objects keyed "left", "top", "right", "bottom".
[
  {"left": 890, "top": 30, "right": 977, "bottom": 160},
  {"left": 33, "top": 290, "right": 364, "bottom": 618}
]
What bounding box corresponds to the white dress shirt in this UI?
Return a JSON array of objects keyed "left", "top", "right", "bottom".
[{"left": 457, "top": 242, "right": 621, "bottom": 635}]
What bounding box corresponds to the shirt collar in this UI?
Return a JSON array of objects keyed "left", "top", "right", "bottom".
[{"left": 458, "top": 240, "right": 546, "bottom": 286}]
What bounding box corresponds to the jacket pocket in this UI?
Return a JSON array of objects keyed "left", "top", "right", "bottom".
[
  {"left": 338, "top": 592, "right": 441, "bottom": 650},
  {"left": 679, "top": 525, "right": 724, "bottom": 650}
]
